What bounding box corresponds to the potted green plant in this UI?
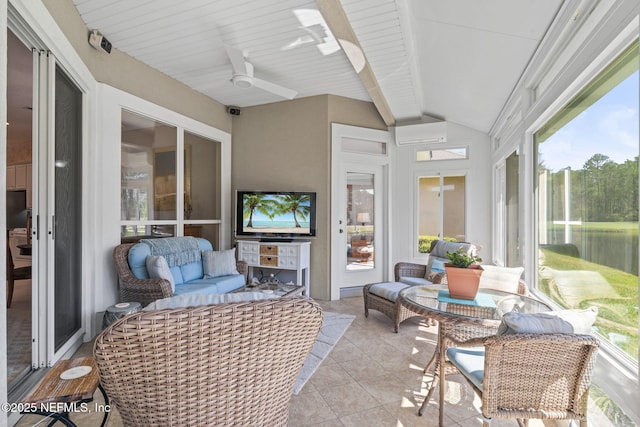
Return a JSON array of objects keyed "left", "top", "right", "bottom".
[{"left": 444, "top": 248, "right": 483, "bottom": 300}]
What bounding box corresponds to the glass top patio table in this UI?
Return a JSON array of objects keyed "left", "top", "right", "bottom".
[{"left": 399, "top": 284, "right": 552, "bottom": 330}]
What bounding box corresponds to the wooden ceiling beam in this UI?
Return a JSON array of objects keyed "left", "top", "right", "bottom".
[{"left": 317, "top": 0, "right": 396, "bottom": 127}]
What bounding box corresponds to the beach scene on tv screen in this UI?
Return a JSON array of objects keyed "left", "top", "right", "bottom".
[{"left": 242, "top": 193, "right": 312, "bottom": 234}]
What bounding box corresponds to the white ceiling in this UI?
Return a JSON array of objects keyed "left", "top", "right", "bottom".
[{"left": 15, "top": 0, "right": 564, "bottom": 135}]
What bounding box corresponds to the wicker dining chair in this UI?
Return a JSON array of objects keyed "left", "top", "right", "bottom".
[
  {"left": 446, "top": 333, "right": 599, "bottom": 426},
  {"left": 94, "top": 297, "right": 323, "bottom": 427}
]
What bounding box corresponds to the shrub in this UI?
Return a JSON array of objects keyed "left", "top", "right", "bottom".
[{"left": 418, "top": 235, "right": 458, "bottom": 253}]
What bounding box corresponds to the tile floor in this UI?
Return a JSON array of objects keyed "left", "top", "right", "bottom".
[{"left": 15, "top": 296, "right": 551, "bottom": 426}]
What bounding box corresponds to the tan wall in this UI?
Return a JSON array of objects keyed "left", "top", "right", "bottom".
[
  {"left": 232, "top": 95, "right": 385, "bottom": 299},
  {"left": 327, "top": 95, "right": 387, "bottom": 131},
  {"left": 42, "top": 0, "right": 231, "bottom": 133}
]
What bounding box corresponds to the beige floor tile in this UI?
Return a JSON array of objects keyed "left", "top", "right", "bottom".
[
  {"left": 289, "top": 390, "right": 338, "bottom": 426},
  {"left": 337, "top": 356, "right": 389, "bottom": 382},
  {"left": 339, "top": 405, "right": 400, "bottom": 427},
  {"left": 307, "top": 361, "right": 357, "bottom": 390},
  {"left": 317, "top": 382, "right": 380, "bottom": 418}
]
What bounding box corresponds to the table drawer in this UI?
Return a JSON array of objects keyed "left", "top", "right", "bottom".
[
  {"left": 260, "top": 255, "right": 278, "bottom": 266},
  {"left": 260, "top": 245, "right": 278, "bottom": 256}
]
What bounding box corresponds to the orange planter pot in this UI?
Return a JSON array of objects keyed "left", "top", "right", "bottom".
[{"left": 444, "top": 264, "right": 484, "bottom": 300}]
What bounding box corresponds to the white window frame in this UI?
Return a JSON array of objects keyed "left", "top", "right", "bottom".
[{"left": 524, "top": 30, "right": 640, "bottom": 425}]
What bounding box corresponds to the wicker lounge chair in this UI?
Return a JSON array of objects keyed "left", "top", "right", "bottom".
[{"left": 94, "top": 297, "right": 323, "bottom": 427}]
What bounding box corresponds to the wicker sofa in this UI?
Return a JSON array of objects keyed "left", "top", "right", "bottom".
[{"left": 113, "top": 237, "right": 248, "bottom": 305}]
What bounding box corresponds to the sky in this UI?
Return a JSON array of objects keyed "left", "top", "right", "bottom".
[{"left": 539, "top": 70, "right": 639, "bottom": 172}]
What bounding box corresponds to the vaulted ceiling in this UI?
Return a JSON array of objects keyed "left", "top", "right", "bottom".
[{"left": 71, "top": 0, "right": 563, "bottom": 133}]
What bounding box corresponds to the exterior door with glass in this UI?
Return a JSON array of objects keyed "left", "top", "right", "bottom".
[{"left": 331, "top": 124, "right": 391, "bottom": 299}]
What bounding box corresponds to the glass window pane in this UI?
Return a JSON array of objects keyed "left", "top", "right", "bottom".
[
  {"left": 418, "top": 177, "right": 441, "bottom": 252},
  {"left": 341, "top": 137, "right": 386, "bottom": 154},
  {"left": 535, "top": 42, "right": 638, "bottom": 362},
  {"left": 416, "top": 147, "right": 467, "bottom": 161},
  {"left": 346, "top": 173, "right": 375, "bottom": 270},
  {"left": 184, "top": 223, "right": 220, "bottom": 247},
  {"left": 418, "top": 176, "right": 466, "bottom": 252},
  {"left": 184, "top": 131, "right": 221, "bottom": 220},
  {"left": 120, "top": 224, "right": 176, "bottom": 243},
  {"left": 121, "top": 110, "right": 177, "bottom": 221},
  {"left": 443, "top": 176, "right": 465, "bottom": 241}
]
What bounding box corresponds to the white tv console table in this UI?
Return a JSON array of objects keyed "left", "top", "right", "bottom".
[{"left": 236, "top": 240, "right": 311, "bottom": 296}]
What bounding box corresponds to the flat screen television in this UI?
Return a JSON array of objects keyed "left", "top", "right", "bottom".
[{"left": 236, "top": 191, "right": 316, "bottom": 241}]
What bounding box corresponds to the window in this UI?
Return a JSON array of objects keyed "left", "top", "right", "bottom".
[
  {"left": 418, "top": 175, "right": 466, "bottom": 252},
  {"left": 505, "top": 151, "right": 520, "bottom": 266},
  {"left": 535, "top": 42, "right": 639, "bottom": 364},
  {"left": 416, "top": 147, "right": 467, "bottom": 161},
  {"left": 120, "top": 110, "right": 223, "bottom": 244}
]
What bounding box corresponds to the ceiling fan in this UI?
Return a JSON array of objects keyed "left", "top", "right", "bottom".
[{"left": 224, "top": 46, "right": 297, "bottom": 100}]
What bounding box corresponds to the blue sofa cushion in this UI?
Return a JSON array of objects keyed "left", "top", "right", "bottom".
[{"left": 173, "top": 274, "right": 245, "bottom": 296}]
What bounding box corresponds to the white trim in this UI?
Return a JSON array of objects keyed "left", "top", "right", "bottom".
[
  {"left": 1, "top": 1, "right": 8, "bottom": 423},
  {"left": 330, "top": 123, "right": 392, "bottom": 300}
]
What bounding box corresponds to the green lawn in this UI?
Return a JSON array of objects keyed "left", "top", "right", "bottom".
[{"left": 540, "top": 249, "right": 638, "bottom": 359}]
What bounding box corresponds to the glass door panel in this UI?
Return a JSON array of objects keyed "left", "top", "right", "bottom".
[{"left": 346, "top": 172, "right": 375, "bottom": 270}]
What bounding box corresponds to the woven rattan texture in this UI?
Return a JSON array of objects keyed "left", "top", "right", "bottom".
[
  {"left": 480, "top": 333, "right": 598, "bottom": 424},
  {"left": 363, "top": 284, "right": 423, "bottom": 332},
  {"left": 112, "top": 242, "right": 249, "bottom": 305},
  {"left": 94, "top": 297, "right": 323, "bottom": 426}
]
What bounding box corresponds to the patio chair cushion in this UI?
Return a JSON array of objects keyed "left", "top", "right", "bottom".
[
  {"left": 368, "top": 282, "right": 409, "bottom": 302},
  {"left": 498, "top": 306, "right": 598, "bottom": 335},
  {"left": 427, "top": 258, "right": 447, "bottom": 283},
  {"left": 478, "top": 265, "right": 524, "bottom": 294},
  {"left": 446, "top": 346, "right": 485, "bottom": 391},
  {"left": 203, "top": 249, "right": 239, "bottom": 278}
]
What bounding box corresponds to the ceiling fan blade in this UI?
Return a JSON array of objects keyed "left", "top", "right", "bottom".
[
  {"left": 224, "top": 45, "right": 249, "bottom": 76},
  {"left": 252, "top": 77, "right": 298, "bottom": 99}
]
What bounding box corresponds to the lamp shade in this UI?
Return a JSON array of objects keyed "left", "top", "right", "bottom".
[{"left": 356, "top": 212, "right": 370, "bottom": 224}]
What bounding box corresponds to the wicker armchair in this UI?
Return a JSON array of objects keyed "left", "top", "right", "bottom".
[
  {"left": 112, "top": 243, "right": 249, "bottom": 305},
  {"left": 94, "top": 297, "right": 323, "bottom": 427},
  {"left": 445, "top": 333, "right": 599, "bottom": 426}
]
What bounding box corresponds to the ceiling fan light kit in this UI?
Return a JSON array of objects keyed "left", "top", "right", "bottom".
[
  {"left": 232, "top": 75, "right": 253, "bottom": 88},
  {"left": 224, "top": 45, "right": 297, "bottom": 99}
]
